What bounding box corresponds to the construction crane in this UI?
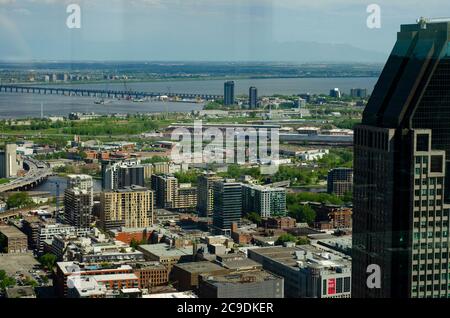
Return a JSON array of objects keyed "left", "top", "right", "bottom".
[{"left": 417, "top": 17, "right": 450, "bottom": 29}]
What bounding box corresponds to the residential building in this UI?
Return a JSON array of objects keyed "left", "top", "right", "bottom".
[
  {"left": 64, "top": 188, "right": 93, "bottom": 228},
  {"left": 242, "top": 184, "right": 287, "bottom": 218},
  {"left": 0, "top": 144, "right": 20, "bottom": 178},
  {"left": 151, "top": 174, "right": 178, "bottom": 209},
  {"left": 100, "top": 186, "right": 154, "bottom": 230},
  {"left": 197, "top": 172, "right": 221, "bottom": 217}
]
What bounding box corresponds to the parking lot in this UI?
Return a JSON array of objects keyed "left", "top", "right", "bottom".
[{"left": 0, "top": 253, "right": 40, "bottom": 277}]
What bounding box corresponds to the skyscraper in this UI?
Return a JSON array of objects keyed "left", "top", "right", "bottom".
[
  {"left": 352, "top": 20, "right": 450, "bottom": 298},
  {"left": 212, "top": 180, "right": 242, "bottom": 233},
  {"left": 224, "top": 81, "right": 235, "bottom": 106},
  {"left": 249, "top": 86, "right": 258, "bottom": 109}
]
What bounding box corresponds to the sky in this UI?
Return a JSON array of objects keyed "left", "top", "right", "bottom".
[{"left": 0, "top": 0, "right": 450, "bottom": 62}]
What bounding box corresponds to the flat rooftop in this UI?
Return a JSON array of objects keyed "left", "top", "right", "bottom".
[
  {"left": 138, "top": 243, "right": 193, "bottom": 258},
  {"left": 173, "top": 261, "right": 224, "bottom": 274},
  {"left": 202, "top": 270, "right": 281, "bottom": 285},
  {"left": 0, "top": 226, "right": 27, "bottom": 239}
]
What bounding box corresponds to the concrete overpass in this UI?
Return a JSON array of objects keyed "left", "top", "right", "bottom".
[{"left": 0, "top": 158, "right": 53, "bottom": 193}]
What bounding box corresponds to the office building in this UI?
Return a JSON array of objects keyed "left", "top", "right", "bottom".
[
  {"left": 353, "top": 20, "right": 450, "bottom": 298},
  {"left": 248, "top": 245, "right": 351, "bottom": 298},
  {"left": 0, "top": 144, "right": 20, "bottom": 178},
  {"left": 100, "top": 186, "right": 154, "bottom": 230},
  {"left": 197, "top": 172, "right": 221, "bottom": 217},
  {"left": 213, "top": 180, "right": 242, "bottom": 233},
  {"left": 242, "top": 184, "right": 287, "bottom": 218},
  {"left": 327, "top": 168, "right": 353, "bottom": 197},
  {"left": 350, "top": 88, "right": 368, "bottom": 99},
  {"left": 224, "top": 81, "right": 235, "bottom": 106},
  {"left": 249, "top": 86, "right": 258, "bottom": 109},
  {"left": 63, "top": 188, "right": 93, "bottom": 228},
  {"left": 198, "top": 270, "right": 284, "bottom": 298}
]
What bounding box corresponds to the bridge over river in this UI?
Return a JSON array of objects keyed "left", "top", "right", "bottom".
[{"left": 0, "top": 84, "right": 223, "bottom": 101}]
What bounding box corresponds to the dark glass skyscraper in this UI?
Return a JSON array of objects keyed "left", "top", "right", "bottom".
[
  {"left": 249, "top": 86, "right": 258, "bottom": 109},
  {"left": 224, "top": 81, "right": 235, "bottom": 106},
  {"left": 212, "top": 180, "right": 242, "bottom": 233},
  {"left": 353, "top": 20, "right": 450, "bottom": 298}
]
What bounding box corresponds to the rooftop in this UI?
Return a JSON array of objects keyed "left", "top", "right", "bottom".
[
  {"left": 0, "top": 225, "right": 27, "bottom": 239},
  {"left": 173, "top": 261, "right": 224, "bottom": 273},
  {"left": 201, "top": 270, "right": 281, "bottom": 285},
  {"left": 138, "top": 243, "right": 193, "bottom": 258}
]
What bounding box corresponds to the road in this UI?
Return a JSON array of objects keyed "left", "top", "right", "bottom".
[{"left": 0, "top": 157, "right": 53, "bottom": 193}]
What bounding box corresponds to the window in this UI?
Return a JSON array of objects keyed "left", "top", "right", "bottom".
[
  {"left": 416, "top": 134, "right": 430, "bottom": 152},
  {"left": 431, "top": 156, "right": 443, "bottom": 173}
]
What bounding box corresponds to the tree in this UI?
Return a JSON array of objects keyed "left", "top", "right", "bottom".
[
  {"left": 288, "top": 204, "right": 316, "bottom": 225},
  {"left": 6, "top": 192, "right": 33, "bottom": 209},
  {"left": 296, "top": 237, "right": 309, "bottom": 245},
  {"left": 39, "top": 253, "right": 57, "bottom": 270},
  {"left": 246, "top": 212, "right": 262, "bottom": 225},
  {"left": 275, "top": 233, "right": 297, "bottom": 246}
]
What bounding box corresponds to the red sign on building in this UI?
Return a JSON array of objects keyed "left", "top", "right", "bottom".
[{"left": 327, "top": 278, "right": 336, "bottom": 295}]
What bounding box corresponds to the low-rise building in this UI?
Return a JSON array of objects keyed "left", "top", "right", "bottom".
[
  {"left": 137, "top": 243, "right": 194, "bottom": 271},
  {"left": 0, "top": 225, "right": 28, "bottom": 254},
  {"left": 171, "top": 261, "right": 229, "bottom": 291},
  {"left": 198, "top": 269, "right": 284, "bottom": 298},
  {"left": 248, "top": 245, "right": 351, "bottom": 298}
]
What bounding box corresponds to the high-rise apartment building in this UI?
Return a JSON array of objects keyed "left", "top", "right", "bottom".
[
  {"left": 249, "top": 86, "right": 258, "bottom": 109},
  {"left": 242, "top": 184, "right": 287, "bottom": 218},
  {"left": 213, "top": 180, "right": 242, "bottom": 233},
  {"left": 117, "top": 165, "right": 145, "bottom": 188},
  {"left": 101, "top": 159, "right": 141, "bottom": 190},
  {"left": 353, "top": 20, "right": 450, "bottom": 298},
  {"left": 67, "top": 174, "right": 94, "bottom": 203},
  {"left": 327, "top": 168, "right": 353, "bottom": 197},
  {"left": 224, "top": 81, "right": 235, "bottom": 106},
  {"left": 151, "top": 174, "right": 178, "bottom": 209},
  {"left": 197, "top": 172, "right": 221, "bottom": 217},
  {"left": 63, "top": 188, "right": 93, "bottom": 228},
  {"left": 100, "top": 185, "right": 154, "bottom": 230}
]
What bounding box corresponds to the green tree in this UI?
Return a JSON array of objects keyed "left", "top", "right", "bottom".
[
  {"left": 246, "top": 212, "right": 262, "bottom": 225},
  {"left": 39, "top": 253, "right": 57, "bottom": 270},
  {"left": 275, "top": 233, "right": 297, "bottom": 246},
  {"left": 288, "top": 204, "right": 316, "bottom": 224},
  {"left": 6, "top": 192, "right": 33, "bottom": 209}
]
